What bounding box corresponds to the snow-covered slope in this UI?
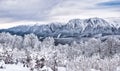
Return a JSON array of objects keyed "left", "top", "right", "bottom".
[
  {"left": 0, "top": 17, "right": 120, "bottom": 38},
  {"left": 105, "top": 17, "right": 120, "bottom": 28}
]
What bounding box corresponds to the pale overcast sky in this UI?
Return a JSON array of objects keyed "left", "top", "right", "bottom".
[{"left": 0, "top": 0, "right": 120, "bottom": 29}]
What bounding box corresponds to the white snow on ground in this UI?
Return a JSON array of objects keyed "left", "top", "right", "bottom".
[
  {"left": 58, "top": 67, "right": 66, "bottom": 71},
  {"left": 90, "top": 69, "right": 100, "bottom": 71},
  {"left": 0, "top": 64, "right": 29, "bottom": 71},
  {"left": 0, "top": 63, "right": 54, "bottom": 71},
  {"left": 0, "top": 64, "right": 67, "bottom": 71},
  {"left": 0, "top": 65, "right": 120, "bottom": 71}
]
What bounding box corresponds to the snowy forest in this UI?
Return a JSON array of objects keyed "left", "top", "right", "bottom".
[{"left": 0, "top": 32, "right": 120, "bottom": 71}]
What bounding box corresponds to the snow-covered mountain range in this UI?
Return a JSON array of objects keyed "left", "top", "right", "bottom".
[{"left": 0, "top": 17, "right": 120, "bottom": 38}]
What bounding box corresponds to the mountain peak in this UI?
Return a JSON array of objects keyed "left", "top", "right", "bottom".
[
  {"left": 84, "top": 17, "right": 110, "bottom": 27},
  {"left": 66, "top": 17, "right": 111, "bottom": 29}
]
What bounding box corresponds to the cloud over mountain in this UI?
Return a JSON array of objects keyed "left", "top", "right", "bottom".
[{"left": 0, "top": 0, "right": 119, "bottom": 28}]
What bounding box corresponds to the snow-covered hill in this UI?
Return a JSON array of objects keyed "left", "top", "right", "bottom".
[{"left": 0, "top": 17, "right": 120, "bottom": 38}]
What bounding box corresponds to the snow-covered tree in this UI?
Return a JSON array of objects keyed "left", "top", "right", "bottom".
[{"left": 23, "top": 33, "right": 39, "bottom": 50}]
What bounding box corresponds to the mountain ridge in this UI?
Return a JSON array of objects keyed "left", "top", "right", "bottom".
[{"left": 0, "top": 17, "right": 120, "bottom": 38}]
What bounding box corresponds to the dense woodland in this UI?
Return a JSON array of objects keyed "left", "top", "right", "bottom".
[{"left": 0, "top": 32, "right": 120, "bottom": 71}]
